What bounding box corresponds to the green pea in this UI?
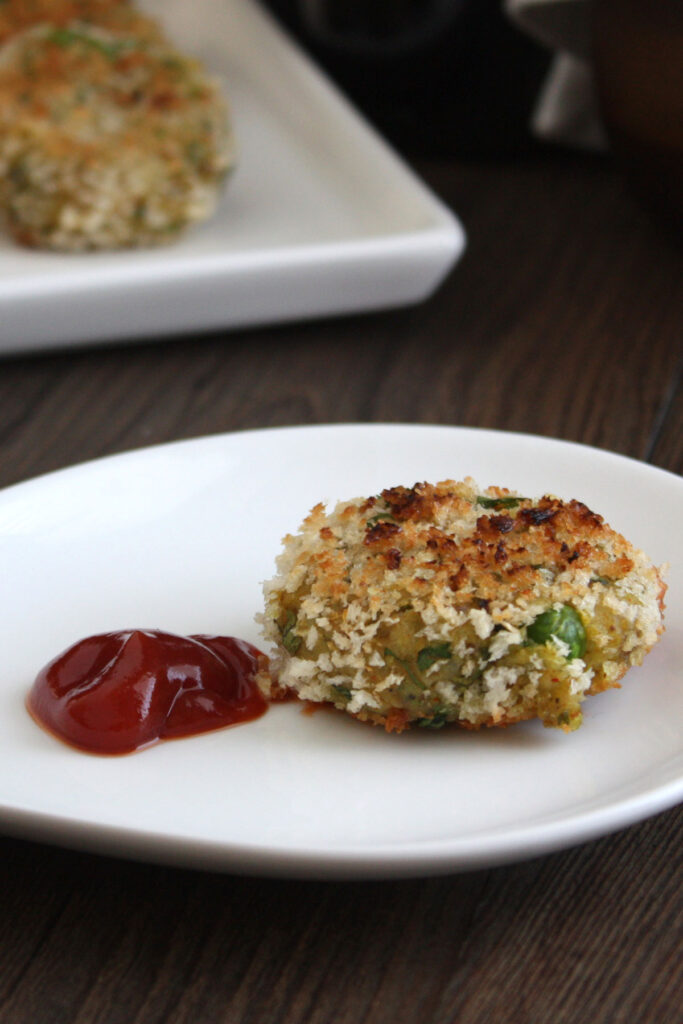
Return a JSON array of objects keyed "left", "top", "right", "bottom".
[{"left": 527, "top": 605, "right": 586, "bottom": 660}]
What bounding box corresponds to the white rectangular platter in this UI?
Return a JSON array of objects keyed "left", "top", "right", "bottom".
[{"left": 0, "top": 0, "right": 465, "bottom": 354}]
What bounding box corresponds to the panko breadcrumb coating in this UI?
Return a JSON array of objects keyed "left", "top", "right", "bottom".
[
  {"left": 0, "top": 0, "right": 161, "bottom": 46},
  {"left": 261, "top": 479, "right": 666, "bottom": 733},
  {"left": 0, "top": 22, "right": 234, "bottom": 250}
]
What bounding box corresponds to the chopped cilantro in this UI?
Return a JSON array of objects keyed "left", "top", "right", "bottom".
[
  {"left": 384, "top": 648, "right": 424, "bottom": 690},
  {"left": 417, "top": 711, "right": 450, "bottom": 729},
  {"left": 366, "top": 511, "right": 398, "bottom": 526},
  {"left": 47, "top": 27, "right": 135, "bottom": 60},
  {"left": 416, "top": 643, "right": 452, "bottom": 672},
  {"left": 476, "top": 495, "right": 526, "bottom": 510},
  {"left": 279, "top": 610, "right": 302, "bottom": 655}
]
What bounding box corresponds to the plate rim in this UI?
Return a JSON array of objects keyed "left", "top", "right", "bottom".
[
  {"left": 1, "top": 766, "right": 680, "bottom": 879},
  {"left": 2, "top": 421, "right": 681, "bottom": 497}
]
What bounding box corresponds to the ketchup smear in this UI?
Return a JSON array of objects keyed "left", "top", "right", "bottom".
[{"left": 27, "top": 630, "right": 269, "bottom": 755}]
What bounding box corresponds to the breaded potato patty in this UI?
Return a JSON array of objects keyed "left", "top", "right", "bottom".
[
  {"left": 261, "top": 479, "right": 666, "bottom": 732},
  {"left": 0, "top": 22, "right": 234, "bottom": 249},
  {"left": 0, "top": 0, "right": 161, "bottom": 46}
]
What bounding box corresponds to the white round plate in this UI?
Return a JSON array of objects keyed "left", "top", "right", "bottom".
[{"left": 0, "top": 425, "right": 680, "bottom": 878}]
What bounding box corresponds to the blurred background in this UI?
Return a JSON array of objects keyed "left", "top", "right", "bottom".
[
  {"left": 264, "top": 0, "right": 683, "bottom": 233},
  {"left": 263, "top": 0, "right": 552, "bottom": 157}
]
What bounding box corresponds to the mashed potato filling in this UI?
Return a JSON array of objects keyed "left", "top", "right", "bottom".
[{"left": 261, "top": 479, "right": 666, "bottom": 732}]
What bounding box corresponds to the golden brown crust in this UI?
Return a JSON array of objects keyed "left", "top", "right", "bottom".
[
  {"left": 0, "top": 1, "right": 161, "bottom": 46},
  {"left": 369, "top": 485, "right": 638, "bottom": 612}
]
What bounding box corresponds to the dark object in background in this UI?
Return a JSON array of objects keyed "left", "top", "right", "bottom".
[
  {"left": 265, "top": 0, "right": 551, "bottom": 157},
  {"left": 593, "top": 0, "right": 683, "bottom": 236}
]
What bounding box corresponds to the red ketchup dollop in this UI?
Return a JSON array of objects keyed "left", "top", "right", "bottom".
[{"left": 27, "top": 630, "right": 269, "bottom": 755}]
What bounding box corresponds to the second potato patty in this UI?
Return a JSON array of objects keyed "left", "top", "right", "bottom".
[{"left": 0, "top": 22, "right": 234, "bottom": 249}]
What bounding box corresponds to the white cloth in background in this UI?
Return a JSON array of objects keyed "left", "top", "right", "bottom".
[{"left": 505, "top": 0, "right": 608, "bottom": 150}]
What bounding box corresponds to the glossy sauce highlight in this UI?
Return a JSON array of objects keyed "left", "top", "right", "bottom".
[{"left": 27, "top": 629, "right": 268, "bottom": 755}]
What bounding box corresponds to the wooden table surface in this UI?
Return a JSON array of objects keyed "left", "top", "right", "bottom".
[{"left": 0, "top": 150, "right": 681, "bottom": 1024}]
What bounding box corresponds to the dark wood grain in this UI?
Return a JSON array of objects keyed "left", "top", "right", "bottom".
[
  {"left": 0, "top": 151, "right": 681, "bottom": 1024},
  {"left": 1, "top": 158, "right": 681, "bottom": 490},
  {"left": 0, "top": 810, "right": 681, "bottom": 1024}
]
